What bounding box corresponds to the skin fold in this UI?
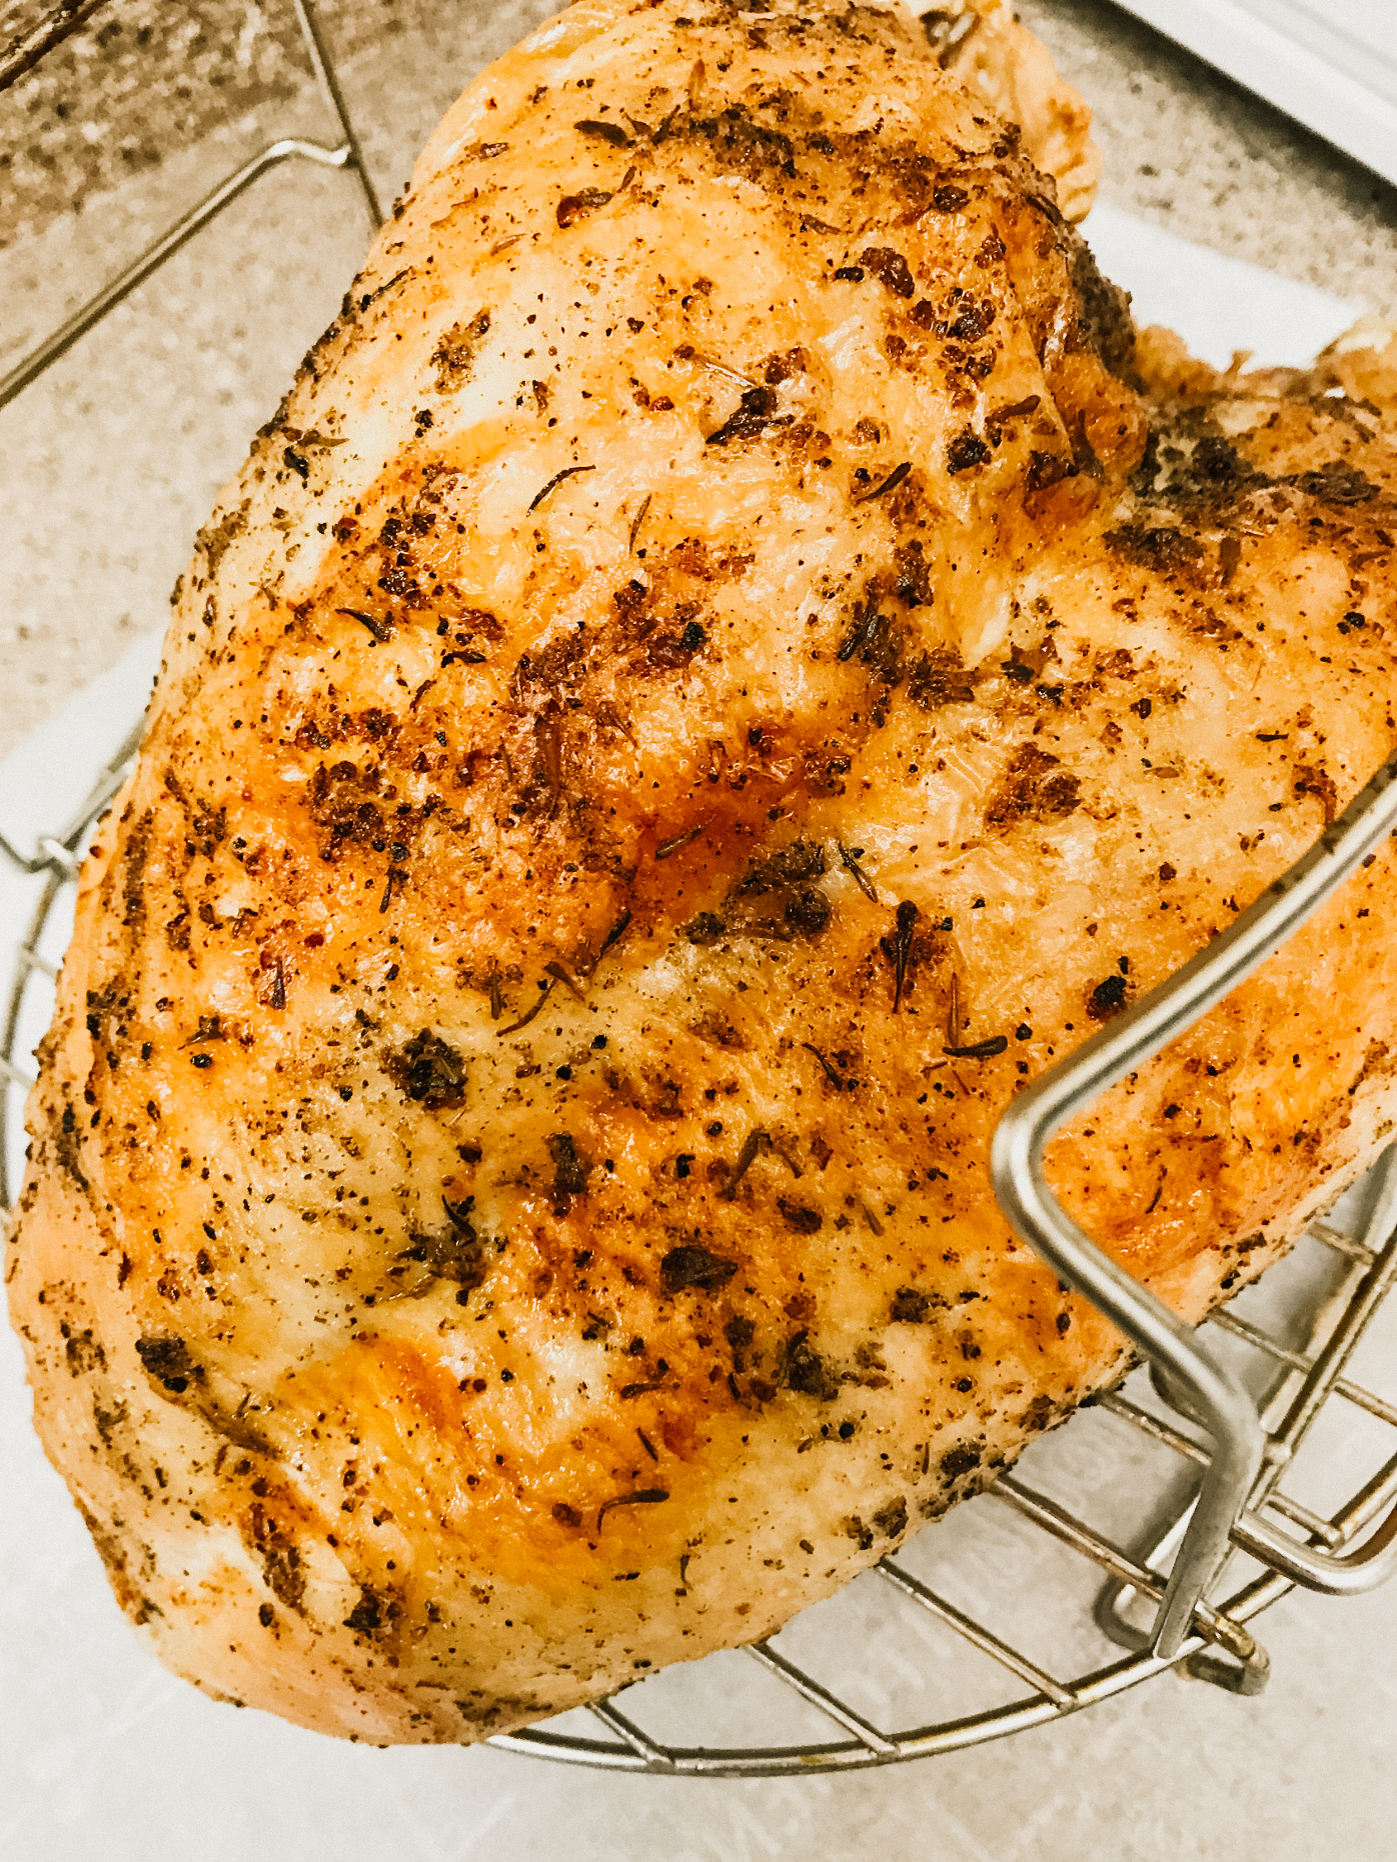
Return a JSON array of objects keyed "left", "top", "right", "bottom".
[{"left": 9, "top": 0, "right": 1397, "bottom": 1744}]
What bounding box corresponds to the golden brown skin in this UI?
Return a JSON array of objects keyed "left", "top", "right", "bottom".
[{"left": 10, "top": 0, "right": 1397, "bottom": 1745}]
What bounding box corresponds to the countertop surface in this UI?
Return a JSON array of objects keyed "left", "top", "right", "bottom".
[{"left": 3, "top": 5, "right": 1397, "bottom": 1857}]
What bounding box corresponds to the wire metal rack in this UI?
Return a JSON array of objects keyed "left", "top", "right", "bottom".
[{"left": 5, "top": 0, "right": 1397, "bottom": 1779}]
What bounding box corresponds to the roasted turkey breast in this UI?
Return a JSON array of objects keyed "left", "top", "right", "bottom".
[{"left": 10, "top": 0, "right": 1397, "bottom": 1745}]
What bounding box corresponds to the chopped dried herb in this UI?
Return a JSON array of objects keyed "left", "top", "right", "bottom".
[
  {"left": 656, "top": 822, "right": 707, "bottom": 859},
  {"left": 336, "top": 606, "right": 394, "bottom": 643},
  {"left": 261, "top": 955, "right": 286, "bottom": 1010},
  {"left": 837, "top": 842, "right": 878, "bottom": 900},
  {"left": 384, "top": 1030, "right": 467, "bottom": 1109},
  {"left": 597, "top": 910, "right": 632, "bottom": 961},
  {"left": 557, "top": 187, "right": 614, "bottom": 227},
  {"left": 575, "top": 118, "right": 631, "bottom": 148},
  {"left": 543, "top": 961, "right": 587, "bottom": 1002},
  {"left": 529, "top": 464, "right": 596, "bottom": 513},
  {"left": 1284, "top": 460, "right": 1378, "bottom": 504},
  {"left": 856, "top": 461, "right": 911, "bottom": 503},
  {"left": 597, "top": 1488, "right": 670, "bottom": 1530},
  {"left": 886, "top": 900, "right": 919, "bottom": 1012},
  {"left": 343, "top": 1589, "right": 384, "bottom": 1634},
  {"left": 661, "top": 1245, "right": 738, "bottom": 1292},
  {"left": 719, "top": 1128, "right": 770, "bottom": 1200},
  {"left": 184, "top": 1014, "right": 226, "bottom": 1046},
  {"left": 705, "top": 386, "right": 787, "bottom": 447},
  {"left": 379, "top": 865, "right": 407, "bottom": 913},
  {"left": 401, "top": 1201, "right": 488, "bottom": 1291},
  {"left": 943, "top": 1035, "right": 1008, "bottom": 1059},
  {"left": 890, "top": 1287, "right": 936, "bottom": 1323},
  {"left": 496, "top": 979, "right": 556, "bottom": 1036},
  {"left": 801, "top": 1043, "right": 847, "bottom": 1091},
  {"left": 628, "top": 492, "right": 652, "bottom": 553}
]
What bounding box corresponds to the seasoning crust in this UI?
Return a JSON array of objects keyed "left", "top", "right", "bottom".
[{"left": 10, "top": 0, "right": 1397, "bottom": 1744}]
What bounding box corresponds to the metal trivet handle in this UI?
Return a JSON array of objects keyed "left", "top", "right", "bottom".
[{"left": 993, "top": 751, "right": 1397, "bottom": 1658}]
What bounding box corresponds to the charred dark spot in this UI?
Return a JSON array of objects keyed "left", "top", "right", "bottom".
[
  {"left": 1285, "top": 460, "right": 1378, "bottom": 505},
  {"left": 784, "top": 1330, "right": 839, "bottom": 1401},
  {"left": 661, "top": 1245, "right": 738, "bottom": 1293},
  {"left": 947, "top": 428, "right": 991, "bottom": 474},
  {"left": 783, "top": 888, "right": 831, "bottom": 937},
  {"left": 1026, "top": 449, "right": 1074, "bottom": 493},
  {"left": 777, "top": 1198, "right": 822, "bottom": 1234},
  {"left": 54, "top": 1101, "right": 90, "bottom": 1191},
  {"left": 872, "top": 1496, "right": 908, "bottom": 1539},
  {"left": 985, "top": 744, "right": 1082, "bottom": 829},
  {"left": 907, "top": 646, "right": 976, "bottom": 709},
  {"left": 1086, "top": 973, "right": 1128, "bottom": 1021},
  {"left": 860, "top": 246, "right": 915, "bottom": 298},
  {"left": 890, "top": 1286, "right": 940, "bottom": 1323},
  {"left": 136, "top": 1335, "right": 200, "bottom": 1396},
  {"left": 940, "top": 1442, "right": 982, "bottom": 1480},
  {"left": 682, "top": 911, "right": 728, "bottom": 945},
  {"left": 892, "top": 538, "right": 936, "bottom": 608},
  {"left": 64, "top": 1327, "right": 105, "bottom": 1376},
  {"left": 344, "top": 1588, "right": 385, "bottom": 1634},
  {"left": 1067, "top": 234, "right": 1135, "bottom": 378},
  {"left": 548, "top": 1133, "right": 591, "bottom": 1212},
  {"left": 1294, "top": 762, "right": 1339, "bottom": 824},
  {"left": 705, "top": 385, "right": 788, "bottom": 447},
  {"left": 1105, "top": 524, "right": 1205, "bottom": 575},
  {"left": 263, "top": 1544, "right": 305, "bottom": 1612},
  {"left": 682, "top": 104, "right": 796, "bottom": 185},
  {"left": 384, "top": 1030, "right": 467, "bottom": 1110},
  {"left": 401, "top": 1200, "right": 489, "bottom": 1292},
  {"left": 557, "top": 186, "right": 614, "bottom": 227}
]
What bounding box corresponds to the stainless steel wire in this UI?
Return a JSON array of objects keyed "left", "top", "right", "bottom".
[{"left": 4, "top": 0, "right": 1397, "bottom": 1778}]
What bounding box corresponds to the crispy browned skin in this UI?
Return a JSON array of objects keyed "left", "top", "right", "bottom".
[{"left": 10, "top": 0, "right": 1397, "bottom": 1745}]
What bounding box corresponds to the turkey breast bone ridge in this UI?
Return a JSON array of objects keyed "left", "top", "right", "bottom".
[{"left": 11, "top": 0, "right": 1397, "bottom": 1746}]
